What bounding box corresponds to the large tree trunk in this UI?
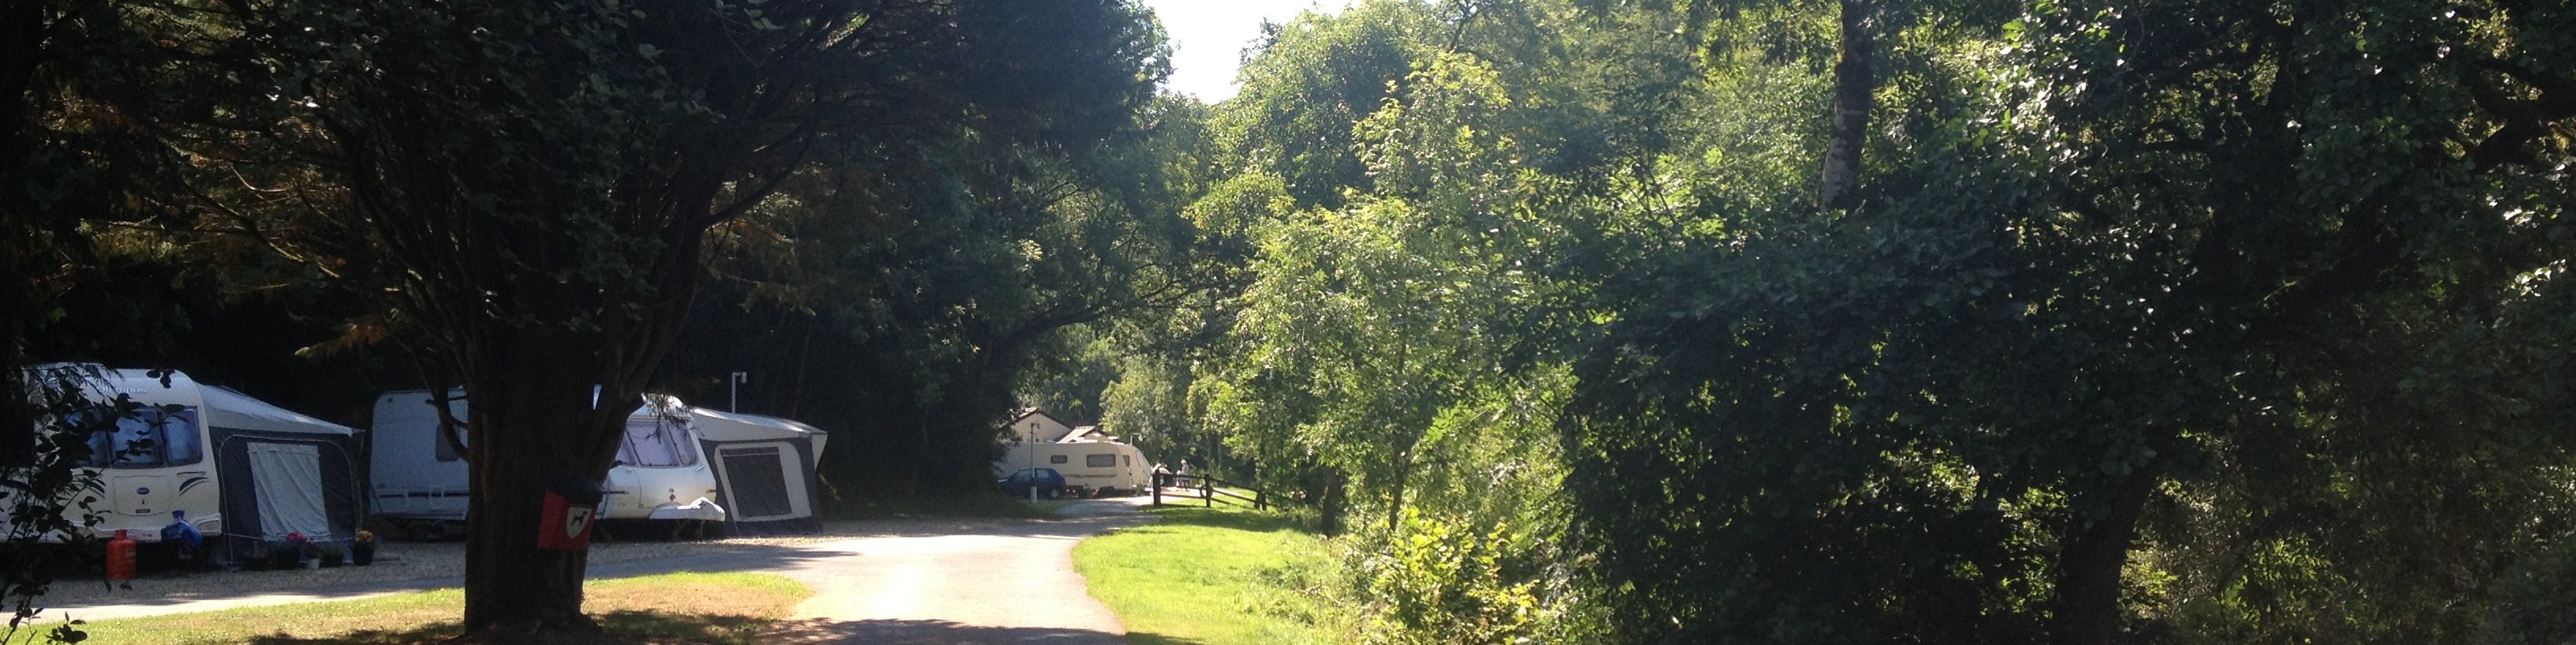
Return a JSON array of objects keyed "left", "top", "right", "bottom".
[
  {"left": 2046, "top": 469, "right": 2155, "bottom": 645},
  {"left": 458, "top": 324, "right": 623, "bottom": 633},
  {"left": 1819, "top": 0, "right": 1874, "bottom": 209}
]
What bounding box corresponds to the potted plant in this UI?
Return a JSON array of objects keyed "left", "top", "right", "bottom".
[
  {"left": 351, "top": 530, "right": 377, "bottom": 566},
  {"left": 317, "top": 542, "right": 346, "bottom": 568}
]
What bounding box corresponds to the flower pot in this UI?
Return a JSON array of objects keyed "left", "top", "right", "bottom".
[{"left": 352, "top": 543, "right": 376, "bottom": 566}]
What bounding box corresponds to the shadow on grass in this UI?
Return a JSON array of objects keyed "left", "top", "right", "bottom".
[
  {"left": 1140, "top": 506, "right": 1315, "bottom": 534},
  {"left": 759, "top": 617, "right": 1144, "bottom": 644},
  {"left": 1125, "top": 632, "right": 1220, "bottom": 645},
  {"left": 230, "top": 610, "right": 772, "bottom": 645}
]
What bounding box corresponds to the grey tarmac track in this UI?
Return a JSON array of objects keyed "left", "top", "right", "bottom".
[
  {"left": 36, "top": 498, "right": 1159, "bottom": 644},
  {"left": 760, "top": 500, "right": 1153, "bottom": 644}
]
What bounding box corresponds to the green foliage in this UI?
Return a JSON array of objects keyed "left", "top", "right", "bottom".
[
  {"left": 1354, "top": 509, "right": 1559, "bottom": 645},
  {"left": 1220, "top": 2, "right": 1440, "bottom": 208},
  {"left": 1556, "top": 0, "right": 2576, "bottom": 643},
  {"left": 1166, "top": 1, "right": 2576, "bottom": 645}
]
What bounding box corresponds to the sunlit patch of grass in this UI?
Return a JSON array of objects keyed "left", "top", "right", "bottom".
[
  {"left": 1074, "top": 506, "right": 1354, "bottom": 645},
  {"left": 64, "top": 572, "right": 811, "bottom": 645}
]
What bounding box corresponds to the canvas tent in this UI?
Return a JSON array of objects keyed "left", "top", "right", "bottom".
[
  {"left": 31, "top": 366, "right": 362, "bottom": 562},
  {"left": 690, "top": 407, "right": 828, "bottom": 534}
]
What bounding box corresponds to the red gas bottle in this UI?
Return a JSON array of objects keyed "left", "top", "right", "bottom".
[{"left": 106, "top": 529, "right": 137, "bottom": 581}]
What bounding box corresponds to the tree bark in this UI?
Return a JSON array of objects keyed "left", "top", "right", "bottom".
[
  {"left": 1819, "top": 0, "right": 1874, "bottom": 210},
  {"left": 1387, "top": 450, "right": 1408, "bottom": 536},
  {"left": 458, "top": 324, "right": 620, "bottom": 633},
  {"left": 2046, "top": 468, "right": 2155, "bottom": 645}
]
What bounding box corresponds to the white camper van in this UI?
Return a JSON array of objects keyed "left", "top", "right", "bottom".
[
  {"left": 369, "top": 390, "right": 723, "bottom": 538},
  {"left": 20, "top": 366, "right": 363, "bottom": 562},
  {"left": 994, "top": 439, "right": 1149, "bottom": 497}
]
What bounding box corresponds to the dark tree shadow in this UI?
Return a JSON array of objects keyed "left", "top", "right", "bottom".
[
  {"left": 1133, "top": 507, "right": 1312, "bottom": 534},
  {"left": 1122, "top": 632, "right": 1219, "bottom": 645},
  {"left": 761, "top": 617, "right": 1180, "bottom": 645},
  {"left": 234, "top": 609, "right": 773, "bottom": 644}
]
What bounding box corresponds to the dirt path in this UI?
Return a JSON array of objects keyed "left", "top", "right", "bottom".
[{"left": 37, "top": 499, "right": 1157, "bottom": 644}]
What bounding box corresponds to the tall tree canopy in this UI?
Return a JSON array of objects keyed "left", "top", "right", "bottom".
[{"left": 125, "top": 0, "right": 1166, "bottom": 633}]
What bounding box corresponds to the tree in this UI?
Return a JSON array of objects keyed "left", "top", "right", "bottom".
[
  {"left": 1221, "top": 1, "right": 1439, "bottom": 209},
  {"left": 140, "top": 0, "right": 1166, "bottom": 633},
  {"left": 1558, "top": 0, "right": 2576, "bottom": 643}
]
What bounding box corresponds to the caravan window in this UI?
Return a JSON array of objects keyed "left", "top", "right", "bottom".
[
  {"left": 1049, "top": 455, "right": 1068, "bottom": 464},
  {"left": 84, "top": 407, "right": 204, "bottom": 469},
  {"left": 616, "top": 415, "right": 698, "bottom": 467},
  {"left": 1087, "top": 454, "right": 1116, "bottom": 468}
]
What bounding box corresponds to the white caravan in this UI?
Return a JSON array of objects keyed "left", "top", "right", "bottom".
[
  {"left": 369, "top": 390, "right": 723, "bottom": 538},
  {"left": 367, "top": 388, "right": 470, "bottom": 535},
  {"left": 994, "top": 438, "right": 1149, "bottom": 497},
  {"left": 601, "top": 394, "right": 724, "bottom": 523},
  {"left": 19, "top": 366, "right": 363, "bottom": 562}
]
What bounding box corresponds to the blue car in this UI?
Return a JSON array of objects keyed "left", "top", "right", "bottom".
[{"left": 1000, "top": 467, "right": 1067, "bottom": 499}]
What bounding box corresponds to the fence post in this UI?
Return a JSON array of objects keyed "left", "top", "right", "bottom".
[
  {"left": 1203, "top": 478, "right": 1212, "bottom": 508},
  {"left": 1151, "top": 473, "right": 1163, "bottom": 507}
]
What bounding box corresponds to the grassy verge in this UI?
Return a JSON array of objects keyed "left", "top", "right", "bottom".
[
  {"left": 67, "top": 572, "right": 811, "bottom": 645},
  {"left": 1074, "top": 506, "right": 1353, "bottom": 645}
]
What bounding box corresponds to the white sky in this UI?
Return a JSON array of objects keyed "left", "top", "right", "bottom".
[{"left": 1140, "top": 0, "right": 1357, "bottom": 103}]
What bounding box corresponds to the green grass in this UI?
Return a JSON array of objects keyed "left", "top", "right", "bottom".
[
  {"left": 1074, "top": 506, "right": 1354, "bottom": 645},
  {"left": 64, "top": 572, "right": 812, "bottom": 645}
]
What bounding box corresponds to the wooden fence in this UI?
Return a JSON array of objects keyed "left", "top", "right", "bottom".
[{"left": 1149, "top": 473, "right": 1270, "bottom": 510}]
